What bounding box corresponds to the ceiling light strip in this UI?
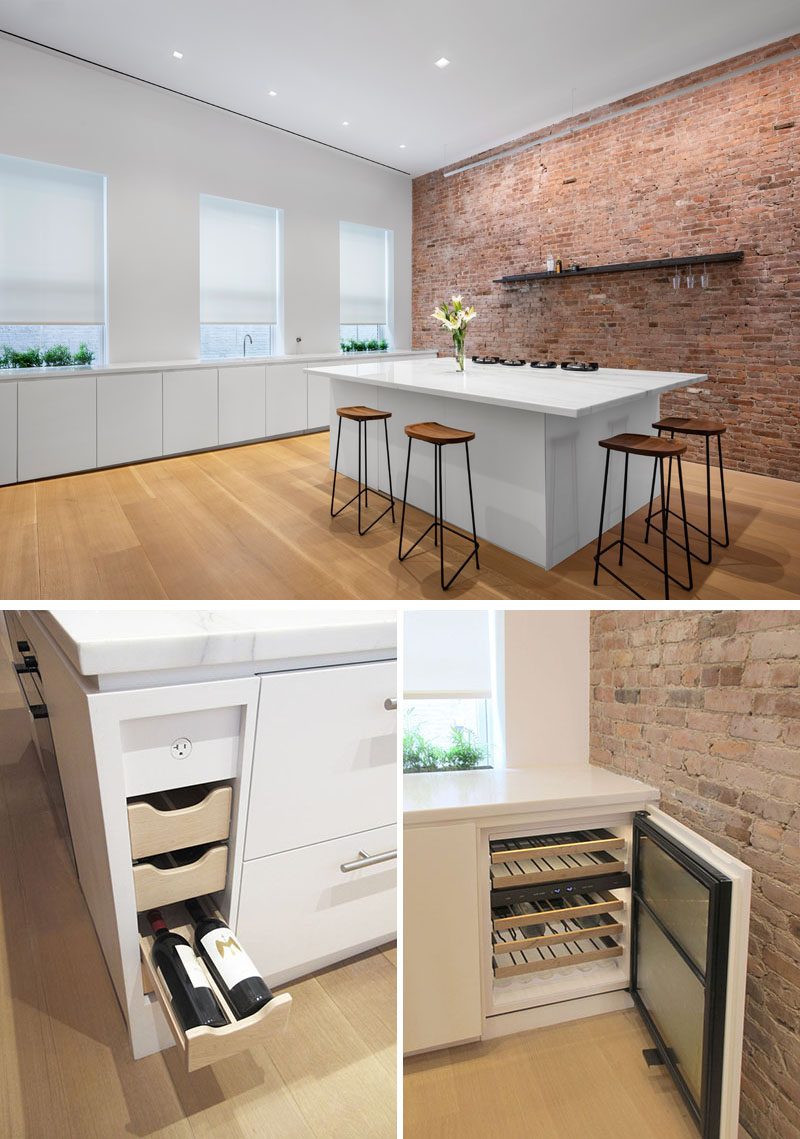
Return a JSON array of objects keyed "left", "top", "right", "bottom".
[
  {"left": 0, "top": 28, "right": 411, "bottom": 177},
  {"left": 443, "top": 43, "right": 800, "bottom": 177}
]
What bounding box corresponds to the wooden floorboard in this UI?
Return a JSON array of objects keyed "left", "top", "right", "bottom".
[
  {"left": 404, "top": 1011, "right": 698, "bottom": 1139},
  {"left": 0, "top": 631, "right": 396, "bottom": 1138},
  {"left": 0, "top": 432, "right": 797, "bottom": 599}
]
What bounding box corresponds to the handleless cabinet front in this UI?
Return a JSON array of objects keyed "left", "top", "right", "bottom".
[
  {"left": 0, "top": 382, "right": 17, "bottom": 484},
  {"left": 218, "top": 364, "right": 267, "bottom": 444},
  {"left": 163, "top": 368, "right": 218, "bottom": 455},
  {"left": 97, "top": 371, "right": 163, "bottom": 467},
  {"left": 265, "top": 362, "right": 308, "bottom": 437},
  {"left": 18, "top": 374, "right": 97, "bottom": 480},
  {"left": 246, "top": 660, "right": 396, "bottom": 859}
]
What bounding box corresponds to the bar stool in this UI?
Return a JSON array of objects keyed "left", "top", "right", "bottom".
[
  {"left": 644, "top": 416, "right": 729, "bottom": 565},
  {"left": 330, "top": 405, "right": 395, "bottom": 535},
  {"left": 398, "top": 421, "right": 480, "bottom": 591},
  {"left": 594, "top": 433, "right": 693, "bottom": 600}
]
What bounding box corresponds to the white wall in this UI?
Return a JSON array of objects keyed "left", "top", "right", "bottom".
[
  {"left": 503, "top": 610, "right": 589, "bottom": 767},
  {"left": 0, "top": 36, "right": 412, "bottom": 364}
]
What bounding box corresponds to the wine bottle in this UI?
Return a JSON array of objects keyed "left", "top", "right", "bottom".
[
  {"left": 185, "top": 897, "right": 273, "bottom": 1019},
  {"left": 147, "top": 909, "right": 228, "bottom": 1030}
]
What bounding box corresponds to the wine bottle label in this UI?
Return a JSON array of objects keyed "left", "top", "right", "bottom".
[
  {"left": 173, "top": 944, "right": 212, "bottom": 991},
  {"left": 200, "top": 927, "right": 261, "bottom": 990}
]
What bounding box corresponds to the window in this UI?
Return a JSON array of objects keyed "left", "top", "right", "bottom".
[
  {"left": 200, "top": 194, "right": 281, "bottom": 359},
  {"left": 403, "top": 610, "right": 502, "bottom": 773},
  {"left": 339, "top": 221, "right": 392, "bottom": 348},
  {"left": 0, "top": 153, "right": 106, "bottom": 366}
]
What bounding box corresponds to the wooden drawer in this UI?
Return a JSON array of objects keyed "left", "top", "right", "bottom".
[
  {"left": 139, "top": 899, "right": 291, "bottom": 1072},
  {"left": 492, "top": 889, "right": 625, "bottom": 932},
  {"left": 492, "top": 933, "right": 623, "bottom": 978},
  {"left": 127, "top": 784, "right": 232, "bottom": 859},
  {"left": 132, "top": 844, "right": 228, "bottom": 911},
  {"left": 489, "top": 828, "right": 626, "bottom": 890},
  {"left": 492, "top": 912, "right": 624, "bottom": 956},
  {"left": 237, "top": 824, "right": 397, "bottom": 985}
]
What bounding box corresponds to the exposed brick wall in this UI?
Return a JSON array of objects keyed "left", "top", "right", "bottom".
[
  {"left": 412, "top": 36, "right": 800, "bottom": 482},
  {"left": 589, "top": 609, "right": 800, "bottom": 1139}
]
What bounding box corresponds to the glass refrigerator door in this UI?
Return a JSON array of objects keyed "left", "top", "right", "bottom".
[{"left": 631, "top": 812, "right": 732, "bottom": 1139}]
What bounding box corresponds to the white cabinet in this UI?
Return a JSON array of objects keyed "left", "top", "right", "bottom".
[
  {"left": 18, "top": 374, "right": 96, "bottom": 481},
  {"left": 218, "top": 364, "right": 267, "bottom": 445},
  {"left": 266, "top": 362, "right": 308, "bottom": 437},
  {"left": 97, "top": 371, "right": 162, "bottom": 467},
  {"left": 0, "top": 383, "right": 17, "bottom": 485},
  {"left": 307, "top": 371, "right": 330, "bottom": 431},
  {"left": 237, "top": 823, "right": 397, "bottom": 987},
  {"left": 404, "top": 822, "right": 482, "bottom": 1054},
  {"left": 246, "top": 660, "right": 396, "bottom": 859},
  {"left": 163, "top": 367, "right": 218, "bottom": 455}
]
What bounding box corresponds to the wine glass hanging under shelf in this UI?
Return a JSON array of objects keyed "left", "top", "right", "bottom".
[{"left": 494, "top": 250, "right": 743, "bottom": 286}]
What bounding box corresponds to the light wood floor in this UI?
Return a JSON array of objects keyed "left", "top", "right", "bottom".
[
  {"left": 0, "top": 431, "right": 797, "bottom": 599},
  {"left": 404, "top": 1012, "right": 697, "bottom": 1139},
  {"left": 0, "top": 630, "right": 396, "bottom": 1139}
]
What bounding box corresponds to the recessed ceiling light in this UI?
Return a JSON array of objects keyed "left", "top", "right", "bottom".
[
  {"left": 399, "top": 144, "right": 407, "bottom": 149},
  {"left": 342, "top": 120, "right": 350, "bottom": 126},
  {"left": 435, "top": 57, "right": 450, "bottom": 68},
  {"left": 268, "top": 90, "right": 277, "bottom": 96},
  {"left": 172, "top": 50, "right": 183, "bottom": 59}
]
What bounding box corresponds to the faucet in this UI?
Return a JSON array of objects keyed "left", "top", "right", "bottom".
[{"left": 243, "top": 333, "right": 253, "bottom": 357}]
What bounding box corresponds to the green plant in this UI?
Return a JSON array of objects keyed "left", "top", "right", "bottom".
[
  {"left": 340, "top": 341, "right": 349, "bottom": 352},
  {"left": 403, "top": 723, "right": 488, "bottom": 773},
  {"left": 72, "top": 342, "right": 94, "bottom": 366},
  {"left": 11, "top": 347, "right": 43, "bottom": 368},
  {"left": 43, "top": 344, "right": 72, "bottom": 367},
  {"left": 0, "top": 345, "right": 13, "bottom": 369},
  {"left": 366, "top": 339, "right": 379, "bottom": 351},
  {"left": 378, "top": 339, "right": 388, "bottom": 351}
]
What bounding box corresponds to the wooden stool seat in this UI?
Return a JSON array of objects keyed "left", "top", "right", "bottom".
[
  {"left": 652, "top": 416, "right": 726, "bottom": 437},
  {"left": 405, "top": 421, "right": 475, "bottom": 445},
  {"left": 599, "top": 433, "right": 687, "bottom": 458},
  {"left": 336, "top": 405, "right": 392, "bottom": 422}
]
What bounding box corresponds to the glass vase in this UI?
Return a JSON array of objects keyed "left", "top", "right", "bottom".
[{"left": 453, "top": 337, "right": 466, "bottom": 371}]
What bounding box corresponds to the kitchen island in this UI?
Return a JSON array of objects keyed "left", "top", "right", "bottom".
[{"left": 307, "top": 357, "right": 706, "bottom": 568}]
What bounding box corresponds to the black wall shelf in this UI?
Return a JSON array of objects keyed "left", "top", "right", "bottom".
[{"left": 494, "top": 250, "right": 744, "bottom": 285}]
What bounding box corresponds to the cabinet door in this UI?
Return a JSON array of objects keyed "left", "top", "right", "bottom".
[
  {"left": 0, "top": 382, "right": 17, "bottom": 484},
  {"left": 265, "top": 362, "right": 308, "bottom": 437},
  {"left": 97, "top": 371, "right": 162, "bottom": 467},
  {"left": 162, "top": 368, "right": 218, "bottom": 455},
  {"left": 18, "top": 374, "right": 97, "bottom": 480},
  {"left": 218, "top": 364, "right": 267, "bottom": 445},
  {"left": 404, "top": 822, "right": 482, "bottom": 1053},
  {"left": 237, "top": 823, "right": 396, "bottom": 986},
  {"left": 307, "top": 372, "right": 330, "bottom": 430},
  {"left": 245, "top": 660, "right": 396, "bottom": 859},
  {"left": 631, "top": 809, "right": 751, "bottom": 1139}
]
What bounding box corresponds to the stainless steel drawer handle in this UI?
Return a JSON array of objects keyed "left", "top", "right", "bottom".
[
  {"left": 340, "top": 848, "right": 397, "bottom": 873},
  {"left": 383, "top": 698, "right": 397, "bottom": 711}
]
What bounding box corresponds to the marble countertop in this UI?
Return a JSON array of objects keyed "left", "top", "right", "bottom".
[
  {"left": 38, "top": 609, "right": 397, "bottom": 677},
  {"left": 0, "top": 348, "right": 433, "bottom": 384},
  {"left": 308, "top": 358, "right": 707, "bottom": 418},
  {"left": 403, "top": 765, "right": 659, "bottom": 824}
]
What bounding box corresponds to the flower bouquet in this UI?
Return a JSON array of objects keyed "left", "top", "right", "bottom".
[{"left": 431, "top": 295, "right": 476, "bottom": 371}]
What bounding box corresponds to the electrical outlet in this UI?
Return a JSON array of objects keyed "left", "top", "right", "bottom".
[{"left": 170, "top": 737, "right": 192, "bottom": 760}]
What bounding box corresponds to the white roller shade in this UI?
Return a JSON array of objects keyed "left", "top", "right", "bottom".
[
  {"left": 404, "top": 610, "right": 493, "bottom": 698},
  {"left": 340, "top": 220, "right": 389, "bottom": 324},
  {"left": 0, "top": 153, "right": 106, "bottom": 324},
  {"left": 200, "top": 194, "right": 278, "bottom": 323}
]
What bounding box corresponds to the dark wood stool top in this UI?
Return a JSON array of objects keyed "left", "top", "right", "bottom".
[
  {"left": 653, "top": 416, "right": 726, "bottom": 437},
  {"left": 404, "top": 421, "right": 475, "bottom": 445},
  {"left": 336, "top": 405, "right": 391, "bottom": 422},
  {"left": 599, "top": 433, "right": 686, "bottom": 457}
]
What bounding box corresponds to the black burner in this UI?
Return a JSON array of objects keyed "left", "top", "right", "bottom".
[
  {"left": 472, "top": 355, "right": 502, "bottom": 365},
  {"left": 530, "top": 360, "right": 558, "bottom": 369},
  {"left": 561, "top": 361, "right": 600, "bottom": 372},
  {"left": 501, "top": 358, "right": 526, "bottom": 367}
]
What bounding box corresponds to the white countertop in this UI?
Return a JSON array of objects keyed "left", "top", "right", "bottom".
[
  {"left": 403, "top": 765, "right": 659, "bottom": 824},
  {"left": 39, "top": 609, "right": 397, "bottom": 677},
  {"left": 0, "top": 348, "right": 433, "bottom": 384},
  {"left": 308, "top": 357, "right": 707, "bottom": 418}
]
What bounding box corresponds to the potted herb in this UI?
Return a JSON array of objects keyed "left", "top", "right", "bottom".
[
  {"left": 43, "top": 344, "right": 72, "bottom": 367},
  {"left": 402, "top": 723, "right": 489, "bottom": 773},
  {"left": 72, "top": 342, "right": 94, "bottom": 366}
]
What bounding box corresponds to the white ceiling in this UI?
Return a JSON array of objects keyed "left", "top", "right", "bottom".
[{"left": 2, "top": 0, "right": 799, "bottom": 176}]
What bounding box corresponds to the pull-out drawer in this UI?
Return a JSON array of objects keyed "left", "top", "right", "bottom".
[
  {"left": 492, "top": 933, "right": 623, "bottom": 978},
  {"left": 237, "top": 824, "right": 397, "bottom": 986},
  {"left": 492, "top": 889, "right": 625, "bottom": 932},
  {"left": 490, "top": 828, "right": 626, "bottom": 890},
  {"left": 132, "top": 844, "right": 228, "bottom": 912},
  {"left": 139, "top": 899, "right": 292, "bottom": 1071},
  {"left": 127, "top": 784, "right": 233, "bottom": 859}
]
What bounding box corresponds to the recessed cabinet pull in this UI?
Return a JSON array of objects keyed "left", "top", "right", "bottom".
[
  {"left": 383, "top": 697, "right": 397, "bottom": 711},
  {"left": 340, "top": 848, "right": 398, "bottom": 873}
]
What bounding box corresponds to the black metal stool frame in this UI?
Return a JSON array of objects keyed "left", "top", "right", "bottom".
[
  {"left": 398, "top": 437, "right": 480, "bottom": 591},
  {"left": 330, "top": 415, "right": 395, "bottom": 536},
  {"left": 643, "top": 427, "right": 730, "bottom": 565},
  {"left": 594, "top": 449, "right": 694, "bottom": 600}
]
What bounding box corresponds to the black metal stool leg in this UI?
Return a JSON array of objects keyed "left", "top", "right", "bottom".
[
  {"left": 619, "top": 453, "right": 629, "bottom": 565},
  {"left": 465, "top": 441, "right": 480, "bottom": 571},
  {"left": 398, "top": 437, "right": 413, "bottom": 558},
  {"left": 433, "top": 446, "right": 439, "bottom": 546},
  {"left": 705, "top": 434, "right": 712, "bottom": 563},
  {"left": 659, "top": 455, "right": 670, "bottom": 600},
  {"left": 594, "top": 450, "right": 611, "bottom": 586},
  {"left": 356, "top": 419, "right": 363, "bottom": 534},
  {"left": 718, "top": 435, "right": 730, "bottom": 547},
  {"left": 363, "top": 420, "right": 368, "bottom": 510},
  {"left": 384, "top": 419, "right": 395, "bottom": 523},
  {"left": 644, "top": 455, "right": 657, "bottom": 545},
  {"left": 438, "top": 445, "right": 445, "bottom": 591},
  {"left": 676, "top": 455, "right": 694, "bottom": 592},
  {"left": 330, "top": 415, "right": 343, "bottom": 516}
]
